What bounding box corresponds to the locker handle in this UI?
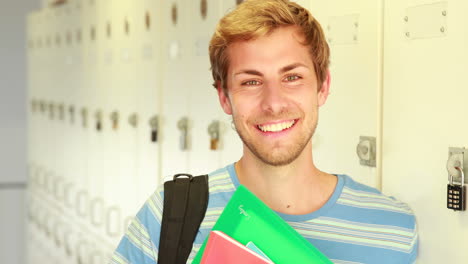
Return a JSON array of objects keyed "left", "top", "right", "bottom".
[
  {"left": 45, "top": 171, "right": 57, "bottom": 196},
  {"left": 53, "top": 221, "right": 63, "bottom": 248},
  {"left": 89, "top": 250, "right": 103, "bottom": 264},
  {"left": 106, "top": 206, "right": 121, "bottom": 237},
  {"left": 90, "top": 197, "right": 104, "bottom": 227},
  {"left": 75, "top": 190, "right": 89, "bottom": 218},
  {"left": 63, "top": 182, "right": 75, "bottom": 208},
  {"left": 54, "top": 176, "right": 65, "bottom": 201},
  {"left": 63, "top": 229, "right": 74, "bottom": 257},
  {"left": 76, "top": 240, "right": 88, "bottom": 264},
  {"left": 43, "top": 211, "right": 51, "bottom": 238}
]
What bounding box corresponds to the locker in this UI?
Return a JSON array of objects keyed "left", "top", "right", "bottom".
[
  {"left": 383, "top": 0, "right": 468, "bottom": 262},
  {"left": 308, "top": 0, "right": 383, "bottom": 189},
  {"left": 133, "top": 0, "right": 164, "bottom": 205},
  {"left": 102, "top": 0, "right": 140, "bottom": 232},
  {"left": 28, "top": 1, "right": 468, "bottom": 263},
  {"left": 87, "top": 0, "right": 118, "bottom": 246},
  {"left": 186, "top": 0, "right": 225, "bottom": 175},
  {"left": 160, "top": 0, "right": 192, "bottom": 177},
  {"left": 217, "top": 0, "right": 244, "bottom": 169}
]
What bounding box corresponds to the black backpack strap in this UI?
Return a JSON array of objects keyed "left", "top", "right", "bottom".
[{"left": 158, "top": 173, "right": 209, "bottom": 264}]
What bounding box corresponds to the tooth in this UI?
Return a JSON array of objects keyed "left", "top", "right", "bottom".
[{"left": 258, "top": 120, "right": 295, "bottom": 132}]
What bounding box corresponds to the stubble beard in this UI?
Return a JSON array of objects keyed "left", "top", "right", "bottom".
[{"left": 233, "top": 111, "right": 318, "bottom": 167}]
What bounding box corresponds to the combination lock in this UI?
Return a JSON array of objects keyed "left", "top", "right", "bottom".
[{"left": 447, "top": 168, "right": 466, "bottom": 211}]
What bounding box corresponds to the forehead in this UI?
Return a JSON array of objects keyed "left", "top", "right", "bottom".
[{"left": 226, "top": 26, "right": 314, "bottom": 72}]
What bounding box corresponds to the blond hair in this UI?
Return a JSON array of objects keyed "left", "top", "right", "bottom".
[{"left": 209, "top": 0, "right": 330, "bottom": 93}]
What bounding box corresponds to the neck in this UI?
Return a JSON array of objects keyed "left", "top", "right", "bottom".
[{"left": 235, "top": 142, "right": 337, "bottom": 215}]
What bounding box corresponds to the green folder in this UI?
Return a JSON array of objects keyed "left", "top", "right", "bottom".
[{"left": 192, "top": 185, "right": 333, "bottom": 263}]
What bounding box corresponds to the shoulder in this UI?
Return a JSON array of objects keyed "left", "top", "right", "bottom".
[
  {"left": 320, "top": 175, "right": 419, "bottom": 261},
  {"left": 338, "top": 174, "right": 415, "bottom": 219},
  {"left": 207, "top": 166, "right": 237, "bottom": 194},
  {"left": 336, "top": 175, "right": 418, "bottom": 254}
]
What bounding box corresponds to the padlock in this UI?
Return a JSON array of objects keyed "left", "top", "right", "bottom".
[
  {"left": 149, "top": 115, "right": 159, "bottom": 143},
  {"left": 208, "top": 120, "right": 220, "bottom": 150},
  {"left": 95, "top": 110, "right": 102, "bottom": 131},
  {"left": 447, "top": 167, "right": 466, "bottom": 211},
  {"left": 110, "top": 111, "right": 119, "bottom": 130}
]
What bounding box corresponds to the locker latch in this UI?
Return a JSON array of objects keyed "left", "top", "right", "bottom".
[
  {"left": 356, "top": 136, "right": 376, "bottom": 167},
  {"left": 128, "top": 113, "right": 138, "bottom": 128},
  {"left": 177, "top": 117, "right": 189, "bottom": 150},
  {"left": 149, "top": 115, "right": 159, "bottom": 143}
]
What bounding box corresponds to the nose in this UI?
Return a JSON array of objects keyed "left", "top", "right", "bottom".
[{"left": 260, "top": 81, "right": 288, "bottom": 114}]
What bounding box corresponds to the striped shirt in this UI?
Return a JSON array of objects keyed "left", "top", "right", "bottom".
[{"left": 110, "top": 163, "right": 418, "bottom": 264}]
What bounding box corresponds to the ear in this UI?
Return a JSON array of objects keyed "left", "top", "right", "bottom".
[
  {"left": 317, "top": 70, "right": 331, "bottom": 107},
  {"left": 217, "top": 81, "right": 233, "bottom": 115}
]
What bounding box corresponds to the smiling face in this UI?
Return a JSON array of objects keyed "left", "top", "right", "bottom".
[{"left": 218, "top": 26, "right": 330, "bottom": 166}]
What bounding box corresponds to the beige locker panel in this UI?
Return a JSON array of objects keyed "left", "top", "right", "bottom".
[
  {"left": 293, "top": 0, "right": 310, "bottom": 8},
  {"left": 161, "top": 0, "right": 191, "bottom": 177},
  {"left": 80, "top": 0, "right": 99, "bottom": 211},
  {"left": 308, "top": 0, "right": 383, "bottom": 189},
  {"left": 102, "top": 0, "right": 140, "bottom": 221},
  {"left": 27, "top": 11, "right": 41, "bottom": 180},
  {"left": 76, "top": 0, "right": 97, "bottom": 206},
  {"left": 41, "top": 9, "right": 57, "bottom": 184},
  {"left": 134, "top": 0, "right": 164, "bottom": 204},
  {"left": 86, "top": 0, "right": 116, "bottom": 245},
  {"left": 217, "top": 0, "right": 244, "bottom": 167},
  {"left": 57, "top": 4, "right": 83, "bottom": 223},
  {"left": 186, "top": 0, "right": 224, "bottom": 175},
  {"left": 383, "top": 0, "right": 468, "bottom": 262}
]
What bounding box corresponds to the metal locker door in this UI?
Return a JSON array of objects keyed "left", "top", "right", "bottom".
[
  {"left": 160, "top": 0, "right": 191, "bottom": 178},
  {"left": 217, "top": 0, "right": 244, "bottom": 169},
  {"left": 75, "top": 0, "right": 98, "bottom": 249},
  {"left": 27, "top": 10, "right": 50, "bottom": 264},
  {"left": 44, "top": 10, "right": 65, "bottom": 261},
  {"left": 383, "top": 0, "right": 468, "bottom": 262},
  {"left": 106, "top": 0, "right": 140, "bottom": 235},
  {"left": 133, "top": 0, "right": 164, "bottom": 205},
  {"left": 308, "top": 0, "right": 383, "bottom": 189},
  {"left": 84, "top": 0, "right": 115, "bottom": 246},
  {"left": 53, "top": 4, "right": 75, "bottom": 262},
  {"left": 186, "top": 0, "right": 225, "bottom": 175}
]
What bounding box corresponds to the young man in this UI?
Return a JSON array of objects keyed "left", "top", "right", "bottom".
[{"left": 111, "top": 0, "right": 418, "bottom": 263}]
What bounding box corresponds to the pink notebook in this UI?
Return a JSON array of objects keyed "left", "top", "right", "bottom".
[{"left": 200, "top": 231, "right": 273, "bottom": 264}]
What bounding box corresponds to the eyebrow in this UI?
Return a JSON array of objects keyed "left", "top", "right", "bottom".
[{"left": 233, "top": 62, "right": 309, "bottom": 77}]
